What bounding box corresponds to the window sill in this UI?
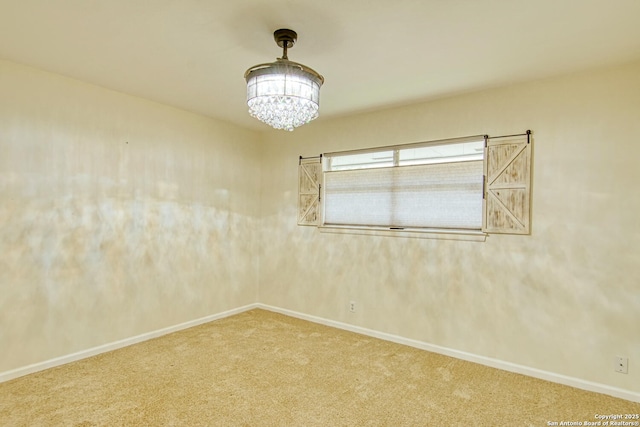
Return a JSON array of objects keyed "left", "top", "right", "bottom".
[{"left": 318, "top": 225, "right": 487, "bottom": 242}]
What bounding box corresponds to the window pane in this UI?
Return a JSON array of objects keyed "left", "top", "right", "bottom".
[
  {"left": 399, "top": 140, "right": 484, "bottom": 166},
  {"left": 328, "top": 150, "right": 394, "bottom": 171}
]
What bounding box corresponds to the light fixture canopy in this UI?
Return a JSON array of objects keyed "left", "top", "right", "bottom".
[{"left": 245, "top": 29, "right": 324, "bottom": 131}]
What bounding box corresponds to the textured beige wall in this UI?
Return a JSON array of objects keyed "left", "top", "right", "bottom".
[
  {"left": 259, "top": 60, "right": 640, "bottom": 393},
  {"left": 2, "top": 56, "right": 639, "bottom": 395},
  {"left": 0, "top": 60, "right": 261, "bottom": 372}
]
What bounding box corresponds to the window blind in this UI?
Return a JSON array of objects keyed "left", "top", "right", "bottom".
[{"left": 323, "top": 160, "right": 484, "bottom": 230}]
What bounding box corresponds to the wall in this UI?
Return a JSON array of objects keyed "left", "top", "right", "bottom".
[
  {"left": 0, "top": 60, "right": 261, "bottom": 373},
  {"left": 259, "top": 60, "right": 640, "bottom": 394},
  {"left": 1, "top": 56, "right": 638, "bottom": 397}
]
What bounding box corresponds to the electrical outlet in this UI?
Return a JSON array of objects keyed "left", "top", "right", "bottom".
[
  {"left": 615, "top": 356, "right": 628, "bottom": 374},
  {"left": 349, "top": 301, "right": 357, "bottom": 313}
]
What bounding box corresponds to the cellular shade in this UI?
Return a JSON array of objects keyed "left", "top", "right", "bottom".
[{"left": 323, "top": 160, "right": 484, "bottom": 230}]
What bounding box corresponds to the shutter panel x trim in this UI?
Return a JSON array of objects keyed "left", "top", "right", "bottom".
[
  {"left": 297, "top": 156, "right": 322, "bottom": 226},
  {"left": 483, "top": 132, "right": 532, "bottom": 234}
]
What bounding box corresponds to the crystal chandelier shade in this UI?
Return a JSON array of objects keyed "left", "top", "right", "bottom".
[{"left": 245, "top": 29, "right": 324, "bottom": 131}]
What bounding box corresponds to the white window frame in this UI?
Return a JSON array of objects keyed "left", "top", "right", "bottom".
[{"left": 319, "top": 135, "right": 487, "bottom": 240}]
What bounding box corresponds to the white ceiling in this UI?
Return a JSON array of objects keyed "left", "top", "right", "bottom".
[{"left": 1, "top": 0, "right": 640, "bottom": 131}]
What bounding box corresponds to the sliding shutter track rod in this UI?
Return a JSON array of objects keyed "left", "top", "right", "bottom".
[
  {"left": 489, "top": 130, "right": 532, "bottom": 141},
  {"left": 298, "top": 154, "right": 322, "bottom": 164}
]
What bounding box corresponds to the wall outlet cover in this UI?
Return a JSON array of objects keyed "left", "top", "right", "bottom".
[{"left": 615, "top": 356, "right": 628, "bottom": 374}]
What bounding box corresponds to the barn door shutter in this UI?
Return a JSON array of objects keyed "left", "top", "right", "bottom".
[
  {"left": 298, "top": 156, "right": 322, "bottom": 226},
  {"left": 483, "top": 132, "right": 532, "bottom": 234}
]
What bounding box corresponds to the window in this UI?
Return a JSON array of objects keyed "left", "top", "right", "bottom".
[
  {"left": 323, "top": 137, "right": 485, "bottom": 231},
  {"left": 298, "top": 132, "right": 532, "bottom": 237}
]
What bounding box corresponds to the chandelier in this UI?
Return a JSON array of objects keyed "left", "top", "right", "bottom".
[{"left": 244, "top": 29, "right": 324, "bottom": 131}]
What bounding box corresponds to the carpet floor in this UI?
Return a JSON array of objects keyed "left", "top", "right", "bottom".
[{"left": 1, "top": 309, "right": 639, "bottom": 426}]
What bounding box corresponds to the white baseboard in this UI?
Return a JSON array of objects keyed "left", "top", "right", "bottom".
[
  {"left": 0, "top": 303, "right": 259, "bottom": 384},
  {"left": 3, "top": 302, "right": 638, "bottom": 403},
  {"left": 257, "top": 304, "right": 640, "bottom": 403}
]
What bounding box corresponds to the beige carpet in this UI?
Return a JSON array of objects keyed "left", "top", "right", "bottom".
[{"left": 1, "top": 309, "right": 639, "bottom": 426}]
